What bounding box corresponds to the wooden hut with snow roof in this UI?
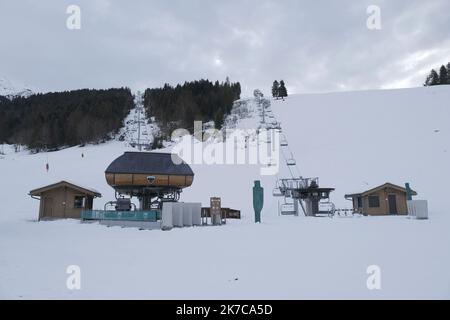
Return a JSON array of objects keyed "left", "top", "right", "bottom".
[
  {"left": 345, "top": 182, "right": 417, "bottom": 216},
  {"left": 29, "top": 181, "right": 102, "bottom": 220}
]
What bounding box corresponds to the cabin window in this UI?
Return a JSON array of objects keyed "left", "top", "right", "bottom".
[
  {"left": 368, "top": 195, "right": 380, "bottom": 208},
  {"left": 74, "top": 196, "right": 86, "bottom": 209},
  {"left": 357, "top": 196, "right": 362, "bottom": 208}
]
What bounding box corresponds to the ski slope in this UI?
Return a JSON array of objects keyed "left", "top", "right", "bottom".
[{"left": 1, "top": 86, "right": 450, "bottom": 299}]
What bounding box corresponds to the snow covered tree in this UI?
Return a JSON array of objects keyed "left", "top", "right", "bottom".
[
  {"left": 272, "top": 81, "right": 280, "bottom": 99},
  {"left": 439, "top": 65, "right": 448, "bottom": 85},
  {"left": 278, "top": 80, "right": 288, "bottom": 99},
  {"left": 254, "top": 89, "right": 263, "bottom": 99},
  {"left": 424, "top": 73, "right": 433, "bottom": 87},
  {"left": 425, "top": 65, "right": 450, "bottom": 86},
  {"left": 426, "top": 69, "right": 440, "bottom": 86}
]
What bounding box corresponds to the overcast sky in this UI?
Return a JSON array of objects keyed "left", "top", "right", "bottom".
[{"left": 1, "top": 0, "right": 449, "bottom": 96}]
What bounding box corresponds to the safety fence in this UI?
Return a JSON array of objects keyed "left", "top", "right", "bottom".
[{"left": 82, "top": 210, "right": 161, "bottom": 222}]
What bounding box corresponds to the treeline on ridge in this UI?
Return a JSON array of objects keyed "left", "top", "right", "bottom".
[
  {"left": 424, "top": 62, "right": 450, "bottom": 86},
  {"left": 0, "top": 88, "right": 133, "bottom": 151},
  {"left": 143, "top": 79, "right": 241, "bottom": 137}
]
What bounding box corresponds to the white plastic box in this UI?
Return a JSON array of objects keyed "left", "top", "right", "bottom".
[
  {"left": 182, "top": 203, "right": 193, "bottom": 227},
  {"left": 407, "top": 200, "right": 429, "bottom": 220},
  {"left": 161, "top": 202, "right": 174, "bottom": 231},
  {"left": 191, "top": 203, "right": 202, "bottom": 226},
  {"left": 172, "top": 203, "right": 184, "bottom": 227}
]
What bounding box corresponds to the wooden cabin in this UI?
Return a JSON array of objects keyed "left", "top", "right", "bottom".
[
  {"left": 29, "top": 181, "right": 102, "bottom": 221},
  {"left": 345, "top": 183, "right": 417, "bottom": 216}
]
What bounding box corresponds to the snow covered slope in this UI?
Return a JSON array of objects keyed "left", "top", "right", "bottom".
[
  {"left": 116, "top": 92, "right": 160, "bottom": 149},
  {"left": 0, "top": 77, "right": 34, "bottom": 99},
  {"left": 1, "top": 87, "right": 450, "bottom": 299},
  {"left": 271, "top": 86, "right": 450, "bottom": 212}
]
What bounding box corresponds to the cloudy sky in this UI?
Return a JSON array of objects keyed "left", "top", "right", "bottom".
[{"left": 1, "top": 0, "right": 449, "bottom": 96}]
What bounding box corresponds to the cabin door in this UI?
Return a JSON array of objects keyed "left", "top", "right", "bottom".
[
  {"left": 43, "top": 197, "right": 54, "bottom": 218},
  {"left": 388, "top": 194, "right": 398, "bottom": 215}
]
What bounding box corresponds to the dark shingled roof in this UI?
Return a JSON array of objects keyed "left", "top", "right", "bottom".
[{"left": 105, "top": 152, "right": 194, "bottom": 176}]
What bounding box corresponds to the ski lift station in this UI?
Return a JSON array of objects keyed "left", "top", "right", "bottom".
[
  {"left": 104, "top": 152, "right": 194, "bottom": 209},
  {"left": 28, "top": 97, "right": 428, "bottom": 225},
  {"left": 29, "top": 151, "right": 241, "bottom": 230},
  {"left": 87, "top": 152, "right": 203, "bottom": 230}
]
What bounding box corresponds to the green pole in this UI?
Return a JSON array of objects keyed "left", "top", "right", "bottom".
[
  {"left": 253, "top": 181, "right": 264, "bottom": 223},
  {"left": 405, "top": 183, "right": 413, "bottom": 201}
]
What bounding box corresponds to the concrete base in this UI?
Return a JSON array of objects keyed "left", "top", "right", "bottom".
[{"left": 100, "top": 220, "right": 161, "bottom": 230}]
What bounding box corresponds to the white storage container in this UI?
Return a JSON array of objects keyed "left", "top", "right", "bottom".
[
  {"left": 172, "top": 203, "right": 184, "bottom": 227},
  {"left": 183, "top": 203, "right": 193, "bottom": 227},
  {"left": 161, "top": 202, "right": 174, "bottom": 231},
  {"left": 407, "top": 200, "right": 429, "bottom": 220},
  {"left": 191, "top": 203, "right": 202, "bottom": 226}
]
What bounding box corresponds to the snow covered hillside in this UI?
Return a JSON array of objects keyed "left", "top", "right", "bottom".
[
  {"left": 271, "top": 86, "right": 450, "bottom": 212},
  {"left": 0, "top": 77, "right": 34, "bottom": 99},
  {"left": 116, "top": 92, "right": 160, "bottom": 149},
  {"left": 1, "top": 87, "right": 450, "bottom": 299}
]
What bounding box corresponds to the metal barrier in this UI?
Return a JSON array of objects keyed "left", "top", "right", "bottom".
[
  {"left": 201, "top": 208, "right": 241, "bottom": 219},
  {"left": 82, "top": 210, "right": 161, "bottom": 222}
]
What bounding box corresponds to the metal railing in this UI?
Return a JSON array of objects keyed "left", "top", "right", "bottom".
[
  {"left": 82, "top": 210, "right": 161, "bottom": 222},
  {"left": 278, "top": 177, "right": 319, "bottom": 192}
]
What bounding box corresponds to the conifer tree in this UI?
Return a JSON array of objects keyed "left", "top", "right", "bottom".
[
  {"left": 278, "top": 80, "right": 288, "bottom": 99},
  {"left": 439, "top": 65, "right": 448, "bottom": 85},
  {"left": 447, "top": 63, "right": 450, "bottom": 83},
  {"left": 272, "top": 81, "right": 280, "bottom": 99},
  {"left": 429, "top": 69, "right": 440, "bottom": 86},
  {"left": 424, "top": 73, "right": 432, "bottom": 87}
]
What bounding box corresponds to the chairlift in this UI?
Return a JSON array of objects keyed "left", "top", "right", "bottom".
[
  {"left": 273, "top": 187, "right": 284, "bottom": 197},
  {"left": 267, "top": 159, "right": 277, "bottom": 167},
  {"left": 286, "top": 159, "right": 296, "bottom": 166},
  {"left": 280, "top": 134, "right": 288, "bottom": 145},
  {"left": 279, "top": 202, "right": 297, "bottom": 216}
]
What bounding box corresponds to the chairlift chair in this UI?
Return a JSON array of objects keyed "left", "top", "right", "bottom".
[
  {"left": 273, "top": 187, "right": 284, "bottom": 197},
  {"left": 286, "top": 158, "right": 296, "bottom": 166},
  {"left": 267, "top": 159, "right": 277, "bottom": 167},
  {"left": 279, "top": 201, "right": 297, "bottom": 216},
  {"left": 280, "top": 136, "right": 288, "bottom": 147}
]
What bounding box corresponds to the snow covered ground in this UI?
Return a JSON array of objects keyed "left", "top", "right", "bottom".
[{"left": 1, "top": 86, "right": 450, "bottom": 299}]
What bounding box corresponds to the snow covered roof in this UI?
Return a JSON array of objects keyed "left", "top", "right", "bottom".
[
  {"left": 29, "top": 181, "right": 102, "bottom": 197},
  {"left": 105, "top": 152, "right": 194, "bottom": 176}
]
